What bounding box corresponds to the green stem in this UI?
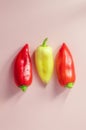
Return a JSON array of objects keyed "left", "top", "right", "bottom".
[
  {"left": 20, "top": 85, "right": 28, "bottom": 92},
  {"left": 65, "top": 82, "right": 74, "bottom": 88},
  {"left": 42, "top": 38, "right": 48, "bottom": 47}
]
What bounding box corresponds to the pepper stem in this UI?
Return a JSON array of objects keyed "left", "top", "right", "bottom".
[
  {"left": 20, "top": 85, "right": 27, "bottom": 92},
  {"left": 65, "top": 82, "right": 74, "bottom": 88},
  {"left": 42, "top": 38, "right": 48, "bottom": 47}
]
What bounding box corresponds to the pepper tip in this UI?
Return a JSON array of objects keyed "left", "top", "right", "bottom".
[{"left": 62, "top": 42, "right": 66, "bottom": 46}]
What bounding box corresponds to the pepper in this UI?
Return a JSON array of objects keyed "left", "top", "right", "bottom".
[
  {"left": 14, "top": 44, "right": 32, "bottom": 91},
  {"left": 56, "top": 43, "right": 76, "bottom": 88},
  {"left": 35, "top": 38, "right": 54, "bottom": 84}
]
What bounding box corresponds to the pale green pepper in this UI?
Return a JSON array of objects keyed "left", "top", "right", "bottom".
[{"left": 35, "top": 38, "right": 54, "bottom": 84}]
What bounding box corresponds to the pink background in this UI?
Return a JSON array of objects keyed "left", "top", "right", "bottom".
[{"left": 0, "top": 0, "right": 86, "bottom": 130}]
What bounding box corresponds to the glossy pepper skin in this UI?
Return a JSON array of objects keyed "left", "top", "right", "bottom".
[
  {"left": 14, "top": 44, "right": 32, "bottom": 91},
  {"left": 56, "top": 43, "right": 76, "bottom": 88},
  {"left": 35, "top": 38, "right": 54, "bottom": 84}
]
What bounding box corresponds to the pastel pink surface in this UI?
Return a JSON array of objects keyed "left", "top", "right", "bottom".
[{"left": 0, "top": 0, "right": 86, "bottom": 130}]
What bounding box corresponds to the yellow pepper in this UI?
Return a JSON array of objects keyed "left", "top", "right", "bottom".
[{"left": 35, "top": 38, "right": 54, "bottom": 84}]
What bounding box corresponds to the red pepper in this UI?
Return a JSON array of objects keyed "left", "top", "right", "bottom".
[
  {"left": 14, "top": 44, "right": 32, "bottom": 91},
  {"left": 56, "top": 43, "right": 76, "bottom": 88}
]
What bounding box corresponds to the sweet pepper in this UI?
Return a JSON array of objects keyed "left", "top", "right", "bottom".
[
  {"left": 35, "top": 38, "right": 54, "bottom": 84},
  {"left": 56, "top": 43, "right": 76, "bottom": 88},
  {"left": 14, "top": 44, "right": 32, "bottom": 91}
]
